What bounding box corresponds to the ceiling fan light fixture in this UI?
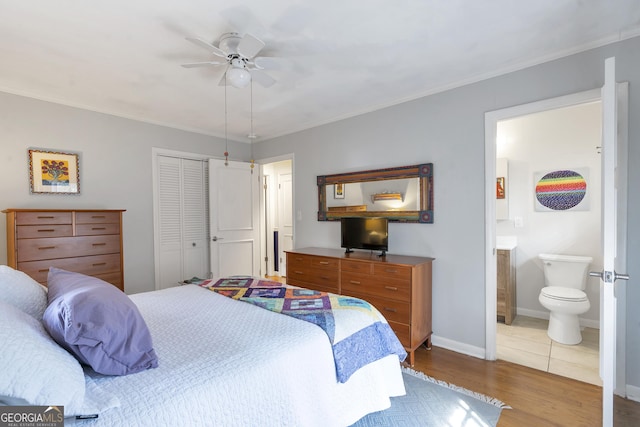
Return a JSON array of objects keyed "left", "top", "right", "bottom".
[{"left": 227, "top": 67, "right": 251, "bottom": 88}]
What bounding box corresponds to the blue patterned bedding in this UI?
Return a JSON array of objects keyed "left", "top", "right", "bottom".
[{"left": 199, "top": 276, "right": 407, "bottom": 382}]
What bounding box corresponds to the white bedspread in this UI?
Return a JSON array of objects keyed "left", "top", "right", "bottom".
[{"left": 68, "top": 285, "right": 405, "bottom": 426}]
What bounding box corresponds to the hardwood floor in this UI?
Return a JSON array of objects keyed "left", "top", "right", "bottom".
[
  {"left": 412, "top": 345, "right": 640, "bottom": 426},
  {"left": 270, "top": 275, "right": 639, "bottom": 425}
]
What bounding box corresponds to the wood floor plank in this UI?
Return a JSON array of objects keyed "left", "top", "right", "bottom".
[{"left": 411, "top": 345, "right": 640, "bottom": 426}]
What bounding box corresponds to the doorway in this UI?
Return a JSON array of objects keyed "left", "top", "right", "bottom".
[
  {"left": 260, "top": 157, "right": 294, "bottom": 280},
  {"left": 494, "top": 101, "right": 603, "bottom": 384},
  {"left": 485, "top": 89, "right": 632, "bottom": 379}
]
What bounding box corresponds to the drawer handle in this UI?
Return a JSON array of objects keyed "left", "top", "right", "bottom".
[
  {"left": 319, "top": 261, "right": 329, "bottom": 265},
  {"left": 385, "top": 269, "right": 398, "bottom": 273},
  {"left": 37, "top": 229, "right": 55, "bottom": 232},
  {"left": 92, "top": 227, "right": 107, "bottom": 231},
  {"left": 38, "top": 246, "right": 56, "bottom": 250},
  {"left": 92, "top": 262, "right": 107, "bottom": 267},
  {"left": 38, "top": 269, "right": 49, "bottom": 273},
  {"left": 384, "top": 286, "right": 398, "bottom": 291},
  {"left": 384, "top": 307, "right": 398, "bottom": 313},
  {"left": 349, "top": 280, "right": 361, "bottom": 285},
  {"left": 92, "top": 243, "right": 107, "bottom": 247},
  {"left": 320, "top": 276, "right": 330, "bottom": 280},
  {"left": 37, "top": 216, "right": 55, "bottom": 219},
  {"left": 91, "top": 215, "right": 106, "bottom": 219},
  {"left": 294, "top": 270, "right": 304, "bottom": 275}
]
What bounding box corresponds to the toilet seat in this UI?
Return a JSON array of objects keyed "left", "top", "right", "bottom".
[{"left": 541, "top": 286, "right": 588, "bottom": 302}]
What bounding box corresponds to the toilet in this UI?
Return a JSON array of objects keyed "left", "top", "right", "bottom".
[{"left": 538, "top": 253, "right": 593, "bottom": 345}]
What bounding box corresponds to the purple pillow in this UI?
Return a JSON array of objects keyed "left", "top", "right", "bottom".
[{"left": 43, "top": 268, "right": 158, "bottom": 376}]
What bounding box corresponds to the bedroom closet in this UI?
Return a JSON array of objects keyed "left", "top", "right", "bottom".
[{"left": 153, "top": 151, "right": 210, "bottom": 290}]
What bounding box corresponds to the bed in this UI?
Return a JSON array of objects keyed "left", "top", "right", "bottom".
[{"left": 0, "top": 266, "right": 406, "bottom": 426}]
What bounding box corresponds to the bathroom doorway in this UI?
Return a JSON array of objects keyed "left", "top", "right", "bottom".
[
  {"left": 493, "top": 100, "right": 603, "bottom": 384},
  {"left": 483, "top": 85, "right": 631, "bottom": 387}
]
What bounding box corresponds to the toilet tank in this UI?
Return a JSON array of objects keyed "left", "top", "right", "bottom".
[{"left": 538, "top": 253, "right": 593, "bottom": 290}]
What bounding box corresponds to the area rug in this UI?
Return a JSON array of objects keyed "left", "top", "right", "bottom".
[{"left": 351, "top": 367, "right": 509, "bottom": 427}]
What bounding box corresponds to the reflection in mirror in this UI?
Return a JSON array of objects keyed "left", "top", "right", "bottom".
[
  {"left": 326, "top": 178, "right": 420, "bottom": 211},
  {"left": 317, "top": 163, "right": 433, "bottom": 223}
]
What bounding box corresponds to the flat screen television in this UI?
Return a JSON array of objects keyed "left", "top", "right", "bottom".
[{"left": 341, "top": 217, "right": 389, "bottom": 256}]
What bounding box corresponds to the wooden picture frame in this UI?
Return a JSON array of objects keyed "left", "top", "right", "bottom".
[
  {"left": 497, "top": 177, "right": 505, "bottom": 199},
  {"left": 29, "top": 149, "right": 80, "bottom": 194}
]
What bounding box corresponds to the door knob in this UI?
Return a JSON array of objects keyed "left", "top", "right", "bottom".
[
  {"left": 212, "top": 236, "right": 224, "bottom": 242},
  {"left": 589, "top": 270, "right": 630, "bottom": 283},
  {"left": 615, "top": 272, "right": 630, "bottom": 281}
]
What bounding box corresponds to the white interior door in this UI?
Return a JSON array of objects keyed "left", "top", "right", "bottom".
[
  {"left": 156, "top": 155, "right": 182, "bottom": 289},
  {"left": 596, "top": 57, "right": 630, "bottom": 427},
  {"left": 277, "top": 169, "right": 293, "bottom": 277},
  {"left": 209, "top": 159, "right": 261, "bottom": 278},
  {"left": 181, "top": 159, "right": 209, "bottom": 281},
  {"left": 155, "top": 155, "right": 209, "bottom": 290}
]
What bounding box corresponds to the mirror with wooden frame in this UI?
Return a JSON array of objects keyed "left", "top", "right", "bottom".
[{"left": 317, "top": 163, "right": 433, "bottom": 223}]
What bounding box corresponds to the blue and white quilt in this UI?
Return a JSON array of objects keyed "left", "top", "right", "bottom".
[{"left": 200, "top": 276, "right": 407, "bottom": 383}]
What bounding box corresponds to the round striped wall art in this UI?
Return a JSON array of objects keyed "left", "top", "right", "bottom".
[{"left": 535, "top": 170, "right": 587, "bottom": 210}]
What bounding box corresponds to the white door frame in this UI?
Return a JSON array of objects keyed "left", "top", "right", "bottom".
[
  {"left": 484, "top": 86, "right": 628, "bottom": 395},
  {"left": 484, "top": 88, "right": 601, "bottom": 359}
]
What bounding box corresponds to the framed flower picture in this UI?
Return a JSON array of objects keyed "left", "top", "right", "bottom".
[{"left": 29, "top": 149, "right": 80, "bottom": 194}]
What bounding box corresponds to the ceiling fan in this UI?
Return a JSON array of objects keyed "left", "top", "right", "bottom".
[{"left": 182, "top": 32, "right": 277, "bottom": 88}]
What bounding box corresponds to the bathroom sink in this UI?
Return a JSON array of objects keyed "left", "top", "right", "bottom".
[{"left": 496, "top": 235, "right": 517, "bottom": 250}]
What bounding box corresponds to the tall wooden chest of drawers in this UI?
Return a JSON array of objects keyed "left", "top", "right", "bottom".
[
  {"left": 3, "top": 209, "right": 125, "bottom": 290},
  {"left": 286, "top": 247, "right": 433, "bottom": 366}
]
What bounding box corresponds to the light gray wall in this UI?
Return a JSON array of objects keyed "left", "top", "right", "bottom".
[
  {"left": 254, "top": 36, "right": 640, "bottom": 388},
  {"left": 496, "top": 102, "right": 602, "bottom": 324},
  {"left": 0, "top": 92, "right": 249, "bottom": 294}
]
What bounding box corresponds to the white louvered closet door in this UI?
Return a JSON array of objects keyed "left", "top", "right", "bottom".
[{"left": 157, "top": 156, "right": 209, "bottom": 289}]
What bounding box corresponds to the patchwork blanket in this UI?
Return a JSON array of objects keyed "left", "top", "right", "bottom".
[{"left": 199, "top": 276, "right": 407, "bottom": 383}]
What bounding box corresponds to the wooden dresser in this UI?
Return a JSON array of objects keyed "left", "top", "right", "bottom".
[
  {"left": 3, "top": 209, "right": 125, "bottom": 290},
  {"left": 497, "top": 248, "right": 516, "bottom": 325},
  {"left": 286, "top": 247, "right": 433, "bottom": 366}
]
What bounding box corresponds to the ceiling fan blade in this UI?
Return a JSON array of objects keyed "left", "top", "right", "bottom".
[
  {"left": 185, "top": 37, "right": 227, "bottom": 58},
  {"left": 237, "top": 33, "right": 265, "bottom": 59},
  {"left": 250, "top": 69, "right": 276, "bottom": 88},
  {"left": 252, "top": 56, "right": 284, "bottom": 70},
  {"left": 181, "top": 61, "right": 225, "bottom": 68}
]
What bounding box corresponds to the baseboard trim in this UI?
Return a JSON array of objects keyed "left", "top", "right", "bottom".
[
  {"left": 627, "top": 385, "right": 640, "bottom": 402},
  {"left": 516, "top": 307, "right": 600, "bottom": 329},
  {"left": 431, "top": 335, "right": 485, "bottom": 359}
]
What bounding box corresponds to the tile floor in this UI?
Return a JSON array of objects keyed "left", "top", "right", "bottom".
[{"left": 497, "top": 315, "right": 602, "bottom": 386}]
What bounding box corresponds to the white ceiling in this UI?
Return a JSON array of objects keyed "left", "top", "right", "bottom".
[{"left": 1, "top": 1, "right": 639, "bottom": 142}]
